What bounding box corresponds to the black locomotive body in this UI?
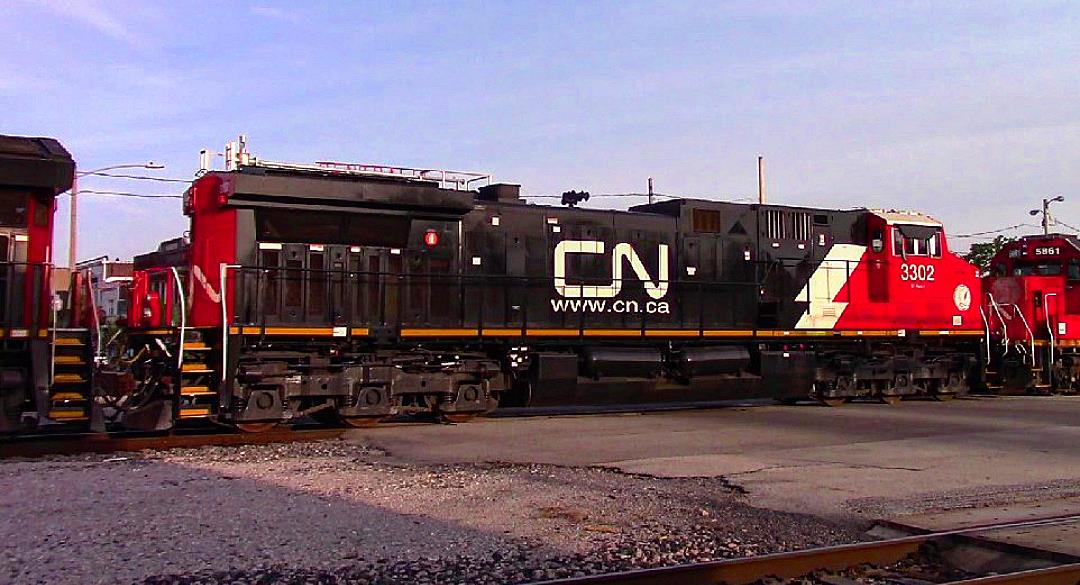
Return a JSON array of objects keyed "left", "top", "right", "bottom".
[{"left": 116, "top": 156, "right": 981, "bottom": 431}]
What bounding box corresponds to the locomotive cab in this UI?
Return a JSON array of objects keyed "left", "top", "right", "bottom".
[
  {"left": 984, "top": 234, "right": 1080, "bottom": 393},
  {"left": 0, "top": 135, "right": 76, "bottom": 431}
]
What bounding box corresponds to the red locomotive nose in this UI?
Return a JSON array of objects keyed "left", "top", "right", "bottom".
[{"left": 424, "top": 230, "right": 439, "bottom": 247}]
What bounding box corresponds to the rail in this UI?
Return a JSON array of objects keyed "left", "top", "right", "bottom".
[
  {"left": 1009, "top": 303, "right": 1036, "bottom": 365},
  {"left": 987, "top": 293, "right": 1009, "bottom": 357},
  {"left": 1044, "top": 292, "right": 1058, "bottom": 387},
  {"left": 538, "top": 514, "right": 1080, "bottom": 585},
  {"left": 0, "top": 428, "right": 344, "bottom": 458},
  {"left": 0, "top": 261, "right": 50, "bottom": 332},
  {"left": 979, "top": 306, "right": 991, "bottom": 362}
]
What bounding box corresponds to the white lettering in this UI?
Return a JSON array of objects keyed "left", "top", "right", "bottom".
[{"left": 553, "top": 240, "right": 669, "bottom": 300}]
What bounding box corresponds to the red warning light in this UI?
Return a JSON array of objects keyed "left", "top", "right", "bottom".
[{"left": 424, "top": 230, "right": 440, "bottom": 247}]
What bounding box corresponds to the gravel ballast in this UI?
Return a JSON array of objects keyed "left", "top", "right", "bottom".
[{"left": 1, "top": 439, "right": 861, "bottom": 584}]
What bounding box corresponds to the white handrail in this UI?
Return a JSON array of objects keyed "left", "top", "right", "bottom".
[
  {"left": 219, "top": 263, "right": 241, "bottom": 382},
  {"left": 170, "top": 267, "right": 186, "bottom": 371},
  {"left": 979, "top": 306, "right": 991, "bottom": 362},
  {"left": 87, "top": 274, "right": 102, "bottom": 362},
  {"left": 1044, "top": 292, "right": 1058, "bottom": 387},
  {"left": 1009, "top": 303, "right": 1036, "bottom": 364},
  {"left": 987, "top": 293, "right": 1009, "bottom": 356}
]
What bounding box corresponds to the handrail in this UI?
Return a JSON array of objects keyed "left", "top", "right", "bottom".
[
  {"left": 987, "top": 293, "right": 1010, "bottom": 356},
  {"left": 1009, "top": 303, "right": 1036, "bottom": 364},
  {"left": 170, "top": 267, "right": 186, "bottom": 371},
  {"left": 87, "top": 273, "right": 102, "bottom": 362},
  {"left": 220, "top": 263, "right": 241, "bottom": 382},
  {"left": 979, "top": 306, "right": 991, "bottom": 362},
  {"left": 1044, "top": 292, "right": 1059, "bottom": 387}
]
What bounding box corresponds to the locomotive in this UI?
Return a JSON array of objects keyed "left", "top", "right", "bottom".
[
  {"left": 96, "top": 140, "right": 983, "bottom": 432},
  {"left": 0, "top": 135, "right": 83, "bottom": 432},
  {"left": 983, "top": 234, "right": 1080, "bottom": 393}
]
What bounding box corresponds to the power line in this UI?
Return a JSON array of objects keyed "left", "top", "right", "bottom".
[
  {"left": 1055, "top": 220, "right": 1080, "bottom": 233},
  {"left": 952, "top": 223, "right": 1036, "bottom": 238},
  {"left": 85, "top": 171, "right": 192, "bottom": 184},
  {"left": 78, "top": 189, "right": 182, "bottom": 199}
]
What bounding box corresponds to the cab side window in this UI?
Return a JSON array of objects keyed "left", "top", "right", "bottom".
[
  {"left": 892, "top": 227, "right": 942, "bottom": 258},
  {"left": 1069, "top": 259, "right": 1080, "bottom": 282}
]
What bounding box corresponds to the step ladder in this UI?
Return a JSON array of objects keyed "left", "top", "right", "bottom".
[
  {"left": 177, "top": 338, "right": 219, "bottom": 421},
  {"left": 48, "top": 329, "right": 93, "bottom": 423}
]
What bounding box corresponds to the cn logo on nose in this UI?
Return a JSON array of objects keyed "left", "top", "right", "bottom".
[{"left": 553, "top": 240, "right": 670, "bottom": 300}]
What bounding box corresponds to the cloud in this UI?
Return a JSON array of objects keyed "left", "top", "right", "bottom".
[
  {"left": 250, "top": 4, "right": 294, "bottom": 21},
  {"left": 32, "top": 0, "right": 139, "bottom": 45}
]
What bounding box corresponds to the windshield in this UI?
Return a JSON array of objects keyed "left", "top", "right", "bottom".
[{"left": 1013, "top": 261, "right": 1062, "bottom": 276}]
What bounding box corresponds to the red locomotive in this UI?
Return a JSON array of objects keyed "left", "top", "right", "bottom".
[
  {"left": 983, "top": 234, "right": 1080, "bottom": 393},
  {"left": 92, "top": 140, "right": 983, "bottom": 432},
  {"left": 0, "top": 135, "right": 85, "bottom": 432}
]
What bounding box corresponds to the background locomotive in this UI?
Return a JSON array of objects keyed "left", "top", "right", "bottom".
[
  {"left": 983, "top": 234, "right": 1080, "bottom": 393},
  {"left": 103, "top": 141, "right": 983, "bottom": 432}
]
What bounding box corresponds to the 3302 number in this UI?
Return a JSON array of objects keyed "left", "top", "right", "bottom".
[{"left": 901, "top": 264, "right": 935, "bottom": 281}]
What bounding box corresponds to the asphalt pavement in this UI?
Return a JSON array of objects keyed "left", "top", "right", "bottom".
[{"left": 348, "top": 396, "right": 1080, "bottom": 522}]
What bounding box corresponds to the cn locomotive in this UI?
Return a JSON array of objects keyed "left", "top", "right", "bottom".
[
  {"left": 91, "top": 140, "right": 983, "bottom": 432},
  {"left": 0, "top": 135, "right": 82, "bottom": 432},
  {"left": 983, "top": 234, "right": 1080, "bottom": 393}
]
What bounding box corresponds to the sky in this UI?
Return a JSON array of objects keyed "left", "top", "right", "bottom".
[{"left": 1, "top": 0, "right": 1078, "bottom": 262}]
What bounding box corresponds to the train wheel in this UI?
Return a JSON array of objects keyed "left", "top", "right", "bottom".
[
  {"left": 818, "top": 397, "right": 846, "bottom": 407},
  {"left": 880, "top": 396, "right": 902, "bottom": 406},
  {"left": 341, "top": 416, "right": 387, "bottom": 428},
  {"left": 236, "top": 422, "right": 277, "bottom": 433}
]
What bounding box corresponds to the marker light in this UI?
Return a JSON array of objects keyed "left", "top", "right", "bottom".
[{"left": 424, "top": 230, "right": 439, "bottom": 247}]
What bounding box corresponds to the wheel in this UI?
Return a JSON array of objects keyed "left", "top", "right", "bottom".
[
  {"left": 818, "top": 397, "right": 846, "bottom": 407},
  {"left": 341, "top": 416, "right": 388, "bottom": 428},
  {"left": 235, "top": 422, "right": 277, "bottom": 433},
  {"left": 880, "top": 396, "right": 902, "bottom": 406}
]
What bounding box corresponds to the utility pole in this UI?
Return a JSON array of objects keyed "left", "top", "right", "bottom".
[
  {"left": 1030, "top": 195, "right": 1065, "bottom": 235},
  {"left": 68, "top": 174, "right": 78, "bottom": 272},
  {"left": 757, "top": 156, "right": 766, "bottom": 204},
  {"left": 648, "top": 177, "right": 654, "bottom": 205}
]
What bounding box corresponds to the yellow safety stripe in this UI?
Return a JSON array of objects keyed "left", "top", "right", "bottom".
[{"left": 210, "top": 326, "right": 988, "bottom": 339}]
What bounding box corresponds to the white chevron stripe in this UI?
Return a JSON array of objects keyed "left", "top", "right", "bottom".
[{"left": 794, "top": 244, "right": 867, "bottom": 329}]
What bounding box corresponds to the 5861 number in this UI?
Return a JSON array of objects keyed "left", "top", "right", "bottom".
[{"left": 901, "top": 263, "right": 935, "bottom": 281}]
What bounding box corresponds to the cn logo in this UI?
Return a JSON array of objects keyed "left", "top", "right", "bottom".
[{"left": 553, "top": 240, "right": 670, "bottom": 299}]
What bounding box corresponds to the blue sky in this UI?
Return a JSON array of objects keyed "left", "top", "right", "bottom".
[{"left": 2, "top": 1, "right": 1077, "bottom": 262}]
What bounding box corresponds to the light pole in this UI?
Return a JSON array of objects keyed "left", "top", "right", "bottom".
[
  {"left": 68, "top": 162, "right": 164, "bottom": 271},
  {"left": 1029, "top": 195, "right": 1066, "bottom": 236}
]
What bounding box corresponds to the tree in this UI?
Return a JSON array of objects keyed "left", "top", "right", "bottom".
[{"left": 963, "top": 235, "right": 1015, "bottom": 275}]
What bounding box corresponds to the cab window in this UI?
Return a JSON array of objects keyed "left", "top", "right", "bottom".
[
  {"left": 892, "top": 226, "right": 941, "bottom": 258},
  {"left": 1068, "top": 259, "right": 1080, "bottom": 281},
  {"left": 1013, "top": 262, "right": 1062, "bottom": 276}
]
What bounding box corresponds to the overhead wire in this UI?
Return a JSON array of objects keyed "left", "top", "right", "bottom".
[
  {"left": 83, "top": 171, "right": 193, "bottom": 184},
  {"left": 952, "top": 224, "right": 1036, "bottom": 239},
  {"left": 77, "top": 189, "right": 182, "bottom": 199}
]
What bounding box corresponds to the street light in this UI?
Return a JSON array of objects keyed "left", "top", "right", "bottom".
[
  {"left": 1029, "top": 195, "right": 1066, "bottom": 236},
  {"left": 68, "top": 162, "right": 165, "bottom": 271}
]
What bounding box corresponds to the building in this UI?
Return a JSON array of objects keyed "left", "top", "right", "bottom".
[{"left": 75, "top": 256, "right": 133, "bottom": 324}]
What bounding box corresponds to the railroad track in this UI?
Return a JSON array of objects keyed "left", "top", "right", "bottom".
[
  {"left": 538, "top": 514, "right": 1080, "bottom": 585},
  {"left": 0, "top": 427, "right": 344, "bottom": 458}
]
